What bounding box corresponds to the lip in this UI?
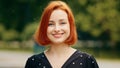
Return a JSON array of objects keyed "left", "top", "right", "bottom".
[{"left": 52, "top": 33, "right": 64, "bottom": 38}]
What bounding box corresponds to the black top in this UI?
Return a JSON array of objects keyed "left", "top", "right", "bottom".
[{"left": 25, "top": 50, "right": 99, "bottom": 68}]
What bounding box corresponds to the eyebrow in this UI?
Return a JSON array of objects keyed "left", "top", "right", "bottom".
[
  {"left": 49, "top": 19, "right": 66, "bottom": 23},
  {"left": 59, "top": 19, "right": 66, "bottom": 22},
  {"left": 49, "top": 20, "right": 54, "bottom": 23}
]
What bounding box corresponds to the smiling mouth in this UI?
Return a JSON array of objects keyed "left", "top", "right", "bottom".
[{"left": 52, "top": 33, "right": 64, "bottom": 38}]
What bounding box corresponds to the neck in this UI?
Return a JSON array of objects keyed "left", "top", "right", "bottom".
[{"left": 45, "top": 43, "right": 75, "bottom": 56}]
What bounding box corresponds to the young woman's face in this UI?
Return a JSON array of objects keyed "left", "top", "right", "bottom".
[{"left": 47, "top": 9, "right": 70, "bottom": 44}]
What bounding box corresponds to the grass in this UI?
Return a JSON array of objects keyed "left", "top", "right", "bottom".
[
  {"left": 0, "top": 43, "right": 120, "bottom": 59},
  {"left": 0, "top": 46, "right": 33, "bottom": 53},
  {"left": 75, "top": 47, "right": 120, "bottom": 60}
]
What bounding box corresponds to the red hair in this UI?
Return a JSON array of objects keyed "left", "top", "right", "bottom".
[{"left": 34, "top": 1, "right": 77, "bottom": 45}]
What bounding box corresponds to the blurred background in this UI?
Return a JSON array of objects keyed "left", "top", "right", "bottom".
[{"left": 0, "top": 0, "right": 120, "bottom": 68}]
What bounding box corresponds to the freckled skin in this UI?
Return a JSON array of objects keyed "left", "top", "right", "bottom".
[{"left": 47, "top": 9, "right": 70, "bottom": 45}]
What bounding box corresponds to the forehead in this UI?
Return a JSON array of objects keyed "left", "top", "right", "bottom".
[{"left": 49, "top": 9, "right": 68, "bottom": 20}]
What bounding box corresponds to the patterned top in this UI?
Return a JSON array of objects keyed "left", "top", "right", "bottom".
[{"left": 25, "top": 50, "right": 99, "bottom": 68}]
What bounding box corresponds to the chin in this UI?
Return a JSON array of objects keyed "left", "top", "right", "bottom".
[{"left": 51, "top": 40, "right": 64, "bottom": 44}]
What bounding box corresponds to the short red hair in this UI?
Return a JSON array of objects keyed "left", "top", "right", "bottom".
[{"left": 34, "top": 1, "right": 77, "bottom": 45}]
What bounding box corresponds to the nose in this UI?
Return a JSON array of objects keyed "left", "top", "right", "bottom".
[{"left": 54, "top": 25, "right": 60, "bottom": 32}]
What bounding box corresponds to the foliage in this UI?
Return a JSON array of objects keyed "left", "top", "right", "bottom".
[
  {"left": 0, "top": 22, "right": 38, "bottom": 41},
  {"left": 21, "top": 22, "right": 38, "bottom": 40},
  {"left": 0, "top": 24, "right": 5, "bottom": 40},
  {"left": 0, "top": 0, "right": 49, "bottom": 32},
  {"left": 1, "top": 29, "right": 19, "bottom": 41},
  {"left": 69, "top": 0, "right": 120, "bottom": 42},
  {"left": 0, "top": 24, "right": 19, "bottom": 41},
  {"left": 0, "top": 0, "right": 120, "bottom": 43}
]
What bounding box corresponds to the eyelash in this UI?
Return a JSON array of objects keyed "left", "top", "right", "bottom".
[
  {"left": 48, "top": 22, "right": 66, "bottom": 26},
  {"left": 60, "top": 22, "right": 66, "bottom": 24},
  {"left": 48, "top": 23, "right": 54, "bottom": 26}
]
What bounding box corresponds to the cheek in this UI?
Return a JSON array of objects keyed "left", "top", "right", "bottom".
[
  {"left": 67, "top": 25, "right": 70, "bottom": 32},
  {"left": 64, "top": 25, "right": 70, "bottom": 35},
  {"left": 67, "top": 25, "right": 70, "bottom": 36},
  {"left": 47, "top": 27, "right": 54, "bottom": 37},
  {"left": 47, "top": 27, "right": 50, "bottom": 37},
  {"left": 47, "top": 27, "right": 52, "bottom": 33},
  {"left": 67, "top": 28, "right": 70, "bottom": 36}
]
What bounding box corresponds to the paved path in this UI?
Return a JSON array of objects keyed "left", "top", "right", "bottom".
[
  {"left": 0, "top": 51, "right": 33, "bottom": 68},
  {"left": 98, "top": 59, "right": 120, "bottom": 68},
  {"left": 0, "top": 50, "right": 120, "bottom": 68}
]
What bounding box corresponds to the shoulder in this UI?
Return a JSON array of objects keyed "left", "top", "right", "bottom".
[
  {"left": 73, "top": 50, "right": 93, "bottom": 59},
  {"left": 25, "top": 52, "right": 45, "bottom": 68},
  {"left": 28, "top": 52, "right": 45, "bottom": 60},
  {"left": 76, "top": 50, "right": 91, "bottom": 57},
  {"left": 26, "top": 53, "right": 44, "bottom": 62},
  {"left": 76, "top": 50, "right": 97, "bottom": 61},
  {"left": 73, "top": 50, "right": 99, "bottom": 68}
]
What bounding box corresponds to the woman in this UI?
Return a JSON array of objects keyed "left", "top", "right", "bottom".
[{"left": 25, "top": 1, "right": 99, "bottom": 68}]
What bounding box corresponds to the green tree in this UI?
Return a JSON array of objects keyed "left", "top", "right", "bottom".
[
  {"left": 21, "top": 22, "right": 38, "bottom": 40},
  {"left": 71, "top": 0, "right": 120, "bottom": 42},
  {"left": 1, "top": 29, "right": 19, "bottom": 41},
  {"left": 0, "top": 24, "right": 5, "bottom": 40},
  {"left": 0, "top": 0, "right": 49, "bottom": 32}
]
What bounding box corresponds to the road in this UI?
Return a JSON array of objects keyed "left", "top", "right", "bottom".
[
  {"left": 0, "top": 50, "right": 120, "bottom": 68},
  {"left": 0, "top": 51, "right": 32, "bottom": 68}
]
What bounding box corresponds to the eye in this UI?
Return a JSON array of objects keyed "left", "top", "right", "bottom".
[
  {"left": 60, "top": 22, "right": 66, "bottom": 24},
  {"left": 48, "top": 23, "right": 54, "bottom": 26}
]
